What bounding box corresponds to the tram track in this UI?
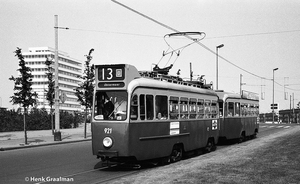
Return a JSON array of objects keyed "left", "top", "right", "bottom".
[
  {"left": 90, "top": 170, "right": 142, "bottom": 184},
  {"left": 35, "top": 162, "right": 143, "bottom": 184},
  {"left": 76, "top": 144, "right": 241, "bottom": 184},
  {"left": 30, "top": 124, "right": 290, "bottom": 184}
]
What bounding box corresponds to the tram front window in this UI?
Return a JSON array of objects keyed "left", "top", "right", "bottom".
[{"left": 94, "top": 91, "right": 128, "bottom": 121}]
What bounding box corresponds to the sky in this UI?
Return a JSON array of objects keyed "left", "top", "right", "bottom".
[{"left": 1, "top": 0, "right": 300, "bottom": 113}]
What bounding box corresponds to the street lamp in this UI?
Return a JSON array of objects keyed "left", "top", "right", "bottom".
[
  {"left": 272, "top": 67, "right": 278, "bottom": 124},
  {"left": 216, "top": 44, "right": 224, "bottom": 90}
]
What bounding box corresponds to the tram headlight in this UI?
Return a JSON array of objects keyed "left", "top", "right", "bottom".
[{"left": 103, "top": 137, "right": 113, "bottom": 148}]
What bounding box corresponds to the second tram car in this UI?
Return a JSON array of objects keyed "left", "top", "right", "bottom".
[
  {"left": 216, "top": 90, "right": 259, "bottom": 142},
  {"left": 92, "top": 64, "right": 220, "bottom": 163}
]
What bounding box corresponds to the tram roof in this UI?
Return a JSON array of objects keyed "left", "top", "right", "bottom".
[
  {"left": 128, "top": 77, "right": 218, "bottom": 96},
  {"left": 215, "top": 91, "right": 241, "bottom": 101},
  {"left": 216, "top": 90, "right": 259, "bottom": 102}
]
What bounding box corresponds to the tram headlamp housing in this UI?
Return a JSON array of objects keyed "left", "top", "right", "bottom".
[{"left": 103, "top": 137, "right": 113, "bottom": 148}]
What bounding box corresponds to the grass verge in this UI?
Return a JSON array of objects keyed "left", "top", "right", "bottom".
[{"left": 110, "top": 126, "right": 300, "bottom": 184}]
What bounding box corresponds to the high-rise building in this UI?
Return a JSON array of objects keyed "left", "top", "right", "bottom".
[{"left": 23, "top": 47, "right": 82, "bottom": 113}]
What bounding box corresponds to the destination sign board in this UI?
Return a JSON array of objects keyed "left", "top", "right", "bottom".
[
  {"left": 98, "top": 65, "right": 125, "bottom": 81},
  {"left": 98, "top": 82, "right": 125, "bottom": 88}
]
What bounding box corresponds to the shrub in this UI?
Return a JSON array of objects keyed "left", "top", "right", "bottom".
[{"left": 0, "top": 108, "right": 83, "bottom": 132}]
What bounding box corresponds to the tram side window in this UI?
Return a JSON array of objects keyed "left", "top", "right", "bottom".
[
  {"left": 247, "top": 104, "right": 251, "bottom": 116},
  {"left": 211, "top": 101, "right": 218, "bottom": 118},
  {"left": 140, "top": 94, "right": 145, "bottom": 120},
  {"left": 241, "top": 104, "right": 247, "bottom": 116},
  {"left": 130, "top": 95, "right": 138, "bottom": 120},
  {"left": 250, "top": 104, "right": 255, "bottom": 116},
  {"left": 205, "top": 100, "right": 211, "bottom": 118},
  {"left": 180, "top": 98, "right": 188, "bottom": 119},
  {"left": 146, "top": 95, "right": 154, "bottom": 120},
  {"left": 189, "top": 98, "right": 197, "bottom": 119},
  {"left": 169, "top": 96, "right": 179, "bottom": 119},
  {"left": 155, "top": 95, "right": 168, "bottom": 120},
  {"left": 197, "top": 99, "right": 204, "bottom": 119},
  {"left": 235, "top": 102, "right": 240, "bottom": 117},
  {"left": 227, "top": 102, "right": 234, "bottom": 117}
]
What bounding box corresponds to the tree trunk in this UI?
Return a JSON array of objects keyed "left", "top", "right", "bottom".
[
  {"left": 84, "top": 107, "right": 87, "bottom": 139},
  {"left": 24, "top": 108, "right": 28, "bottom": 145}
]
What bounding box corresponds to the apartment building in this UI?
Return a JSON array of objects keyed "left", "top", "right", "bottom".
[{"left": 23, "top": 47, "right": 83, "bottom": 113}]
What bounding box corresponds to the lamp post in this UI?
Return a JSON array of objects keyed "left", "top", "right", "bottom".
[
  {"left": 272, "top": 67, "right": 278, "bottom": 124},
  {"left": 216, "top": 44, "right": 224, "bottom": 90}
]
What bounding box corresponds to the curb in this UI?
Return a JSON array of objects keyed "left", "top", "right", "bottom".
[{"left": 0, "top": 138, "right": 91, "bottom": 151}]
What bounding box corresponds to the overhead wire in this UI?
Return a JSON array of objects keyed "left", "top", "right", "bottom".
[
  {"left": 71, "top": 27, "right": 299, "bottom": 90},
  {"left": 206, "top": 29, "right": 300, "bottom": 39},
  {"left": 67, "top": 27, "right": 162, "bottom": 38},
  {"left": 111, "top": 0, "right": 267, "bottom": 78},
  {"left": 64, "top": 0, "right": 299, "bottom": 94},
  {"left": 111, "top": 0, "right": 300, "bottom": 93}
]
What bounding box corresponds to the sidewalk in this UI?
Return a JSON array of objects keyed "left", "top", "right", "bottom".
[{"left": 0, "top": 123, "right": 91, "bottom": 151}]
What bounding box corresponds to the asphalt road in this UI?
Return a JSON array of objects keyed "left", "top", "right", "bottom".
[
  {"left": 1, "top": 123, "right": 296, "bottom": 184},
  {"left": 1, "top": 138, "right": 142, "bottom": 184}
]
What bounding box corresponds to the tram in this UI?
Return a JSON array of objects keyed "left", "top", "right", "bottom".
[
  {"left": 216, "top": 90, "right": 259, "bottom": 142},
  {"left": 91, "top": 64, "right": 220, "bottom": 163}
]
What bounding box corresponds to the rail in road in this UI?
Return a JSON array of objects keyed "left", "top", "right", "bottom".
[
  {"left": 2, "top": 123, "right": 298, "bottom": 184},
  {"left": 260, "top": 125, "right": 291, "bottom": 129},
  {"left": 258, "top": 123, "right": 298, "bottom": 137},
  {"left": 35, "top": 164, "right": 142, "bottom": 184}
]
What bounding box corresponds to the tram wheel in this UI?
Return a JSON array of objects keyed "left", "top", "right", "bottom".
[
  {"left": 239, "top": 132, "right": 246, "bottom": 143},
  {"left": 204, "top": 138, "right": 216, "bottom": 153},
  {"left": 170, "top": 145, "right": 183, "bottom": 163},
  {"left": 252, "top": 131, "right": 257, "bottom": 139}
]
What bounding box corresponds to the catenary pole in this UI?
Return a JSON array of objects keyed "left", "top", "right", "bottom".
[{"left": 54, "top": 15, "right": 61, "bottom": 140}]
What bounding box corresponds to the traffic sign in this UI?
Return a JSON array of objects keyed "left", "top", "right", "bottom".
[
  {"left": 271, "top": 103, "right": 278, "bottom": 109},
  {"left": 60, "top": 92, "right": 67, "bottom": 103}
]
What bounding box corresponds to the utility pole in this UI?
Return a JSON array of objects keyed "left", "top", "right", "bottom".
[
  {"left": 272, "top": 68, "right": 278, "bottom": 124},
  {"left": 190, "top": 62, "right": 193, "bottom": 81},
  {"left": 290, "top": 95, "right": 292, "bottom": 110},
  {"left": 54, "top": 15, "right": 61, "bottom": 141},
  {"left": 240, "top": 74, "right": 246, "bottom": 95},
  {"left": 293, "top": 93, "right": 295, "bottom": 123},
  {"left": 284, "top": 77, "right": 289, "bottom": 100}
]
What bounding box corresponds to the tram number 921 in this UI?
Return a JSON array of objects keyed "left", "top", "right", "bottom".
[{"left": 104, "top": 128, "right": 112, "bottom": 134}]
